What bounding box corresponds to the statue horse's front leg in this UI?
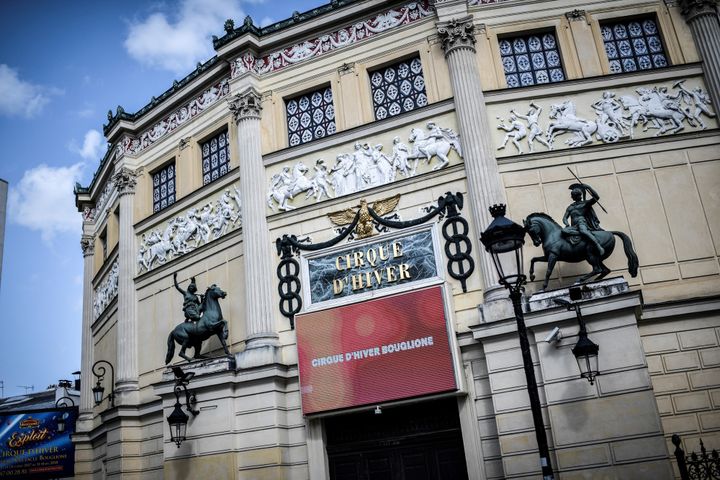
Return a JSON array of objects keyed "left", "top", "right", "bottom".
[
  {"left": 543, "top": 253, "right": 558, "bottom": 291},
  {"left": 217, "top": 320, "right": 231, "bottom": 356},
  {"left": 529, "top": 255, "right": 548, "bottom": 282}
]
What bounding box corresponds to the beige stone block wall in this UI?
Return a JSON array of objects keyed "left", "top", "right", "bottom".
[
  {"left": 640, "top": 311, "right": 720, "bottom": 477},
  {"left": 501, "top": 133, "right": 720, "bottom": 303}
]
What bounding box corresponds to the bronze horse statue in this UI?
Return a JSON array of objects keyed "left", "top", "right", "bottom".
[
  {"left": 524, "top": 213, "right": 638, "bottom": 291},
  {"left": 165, "top": 284, "right": 231, "bottom": 364}
]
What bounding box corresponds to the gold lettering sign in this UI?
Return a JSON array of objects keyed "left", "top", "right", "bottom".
[{"left": 307, "top": 229, "right": 438, "bottom": 304}]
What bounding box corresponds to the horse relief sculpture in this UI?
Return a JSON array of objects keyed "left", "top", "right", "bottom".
[
  {"left": 267, "top": 122, "right": 462, "bottom": 211},
  {"left": 138, "top": 186, "right": 242, "bottom": 273},
  {"left": 93, "top": 261, "right": 119, "bottom": 319},
  {"left": 523, "top": 180, "right": 639, "bottom": 291},
  {"left": 166, "top": 280, "right": 231, "bottom": 364},
  {"left": 495, "top": 79, "right": 715, "bottom": 154}
]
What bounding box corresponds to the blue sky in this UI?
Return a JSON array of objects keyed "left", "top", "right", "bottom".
[{"left": 0, "top": 0, "right": 325, "bottom": 398}]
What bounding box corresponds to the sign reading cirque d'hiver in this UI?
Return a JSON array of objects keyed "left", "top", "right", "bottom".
[
  {"left": 304, "top": 227, "right": 439, "bottom": 305},
  {"left": 0, "top": 407, "right": 78, "bottom": 479}
]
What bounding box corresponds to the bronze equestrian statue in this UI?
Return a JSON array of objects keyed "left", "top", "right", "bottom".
[
  {"left": 166, "top": 281, "right": 231, "bottom": 364},
  {"left": 524, "top": 182, "right": 638, "bottom": 291}
]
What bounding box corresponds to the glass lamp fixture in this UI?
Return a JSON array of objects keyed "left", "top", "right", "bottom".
[
  {"left": 167, "top": 396, "right": 189, "bottom": 447},
  {"left": 480, "top": 204, "right": 527, "bottom": 290}
]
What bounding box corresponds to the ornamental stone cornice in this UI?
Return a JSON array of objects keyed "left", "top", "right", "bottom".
[
  {"left": 112, "top": 168, "right": 138, "bottom": 195},
  {"left": 80, "top": 235, "right": 95, "bottom": 257},
  {"left": 565, "top": 9, "right": 587, "bottom": 22},
  {"left": 228, "top": 88, "right": 263, "bottom": 122},
  {"left": 437, "top": 16, "right": 477, "bottom": 55},
  {"left": 679, "top": 0, "right": 719, "bottom": 20}
]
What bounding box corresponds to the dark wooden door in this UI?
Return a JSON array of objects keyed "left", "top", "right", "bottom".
[{"left": 326, "top": 398, "right": 469, "bottom": 480}]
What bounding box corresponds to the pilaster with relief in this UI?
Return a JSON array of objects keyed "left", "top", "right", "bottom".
[
  {"left": 79, "top": 234, "right": 95, "bottom": 422},
  {"left": 228, "top": 88, "right": 280, "bottom": 367},
  {"left": 679, "top": 0, "right": 720, "bottom": 113},
  {"left": 111, "top": 167, "right": 139, "bottom": 399},
  {"left": 436, "top": 13, "right": 509, "bottom": 317}
]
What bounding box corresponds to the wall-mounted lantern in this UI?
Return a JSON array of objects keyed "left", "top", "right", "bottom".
[
  {"left": 554, "top": 287, "right": 600, "bottom": 385},
  {"left": 92, "top": 360, "right": 115, "bottom": 408}
]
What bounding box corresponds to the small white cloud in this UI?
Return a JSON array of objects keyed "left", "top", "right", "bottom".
[
  {"left": 0, "top": 64, "right": 62, "bottom": 118},
  {"left": 124, "top": 0, "right": 245, "bottom": 74},
  {"left": 259, "top": 16, "right": 274, "bottom": 27},
  {"left": 69, "top": 129, "right": 104, "bottom": 161},
  {"left": 8, "top": 163, "right": 84, "bottom": 243}
]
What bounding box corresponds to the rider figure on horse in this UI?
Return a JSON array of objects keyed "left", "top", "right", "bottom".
[
  {"left": 174, "top": 272, "right": 203, "bottom": 322},
  {"left": 562, "top": 183, "right": 605, "bottom": 257}
]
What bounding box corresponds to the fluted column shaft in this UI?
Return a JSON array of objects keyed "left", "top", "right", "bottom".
[
  {"left": 79, "top": 234, "right": 95, "bottom": 420},
  {"left": 113, "top": 169, "right": 138, "bottom": 395},
  {"left": 229, "top": 88, "right": 279, "bottom": 348},
  {"left": 681, "top": 0, "right": 720, "bottom": 113},
  {"left": 437, "top": 17, "right": 507, "bottom": 305}
]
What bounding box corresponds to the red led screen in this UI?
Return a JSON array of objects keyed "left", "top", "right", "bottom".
[{"left": 296, "top": 285, "right": 457, "bottom": 415}]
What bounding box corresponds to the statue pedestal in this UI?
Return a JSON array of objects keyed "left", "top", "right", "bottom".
[
  {"left": 470, "top": 277, "right": 671, "bottom": 478},
  {"left": 161, "top": 356, "right": 235, "bottom": 382},
  {"left": 527, "top": 277, "right": 630, "bottom": 313}
]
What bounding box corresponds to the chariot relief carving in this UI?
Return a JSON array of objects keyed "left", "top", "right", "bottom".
[
  {"left": 494, "top": 79, "right": 716, "bottom": 155},
  {"left": 137, "top": 186, "right": 242, "bottom": 274},
  {"left": 267, "top": 122, "right": 462, "bottom": 212}
]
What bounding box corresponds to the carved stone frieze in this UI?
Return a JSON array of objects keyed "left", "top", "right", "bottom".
[
  {"left": 112, "top": 168, "right": 138, "bottom": 195},
  {"left": 82, "top": 206, "right": 96, "bottom": 222},
  {"left": 94, "top": 260, "right": 118, "bottom": 319},
  {"left": 229, "top": 1, "right": 434, "bottom": 78},
  {"left": 437, "top": 17, "right": 477, "bottom": 55},
  {"left": 267, "top": 122, "right": 462, "bottom": 212},
  {"left": 94, "top": 181, "right": 114, "bottom": 216},
  {"left": 137, "top": 186, "right": 242, "bottom": 274},
  {"left": 493, "top": 79, "right": 716, "bottom": 154},
  {"left": 113, "top": 78, "right": 230, "bottom": 159},
  {"left": 228, "top": 89, "right": 263, "bottom": 123},
  {"left": 468, "top": 0, "right": 506, "bottom": 5},
  {"left": 80, "top": 235, "right": 95, "bottom": 256}
]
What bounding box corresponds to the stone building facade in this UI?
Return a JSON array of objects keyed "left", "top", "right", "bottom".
[{"left": 73, "top": 0, "right": 720, "bottom": 478}]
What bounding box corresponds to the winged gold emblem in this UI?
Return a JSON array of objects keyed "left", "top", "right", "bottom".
[{"left": 327, "top": 194, "right": 401, "bottom": 239}]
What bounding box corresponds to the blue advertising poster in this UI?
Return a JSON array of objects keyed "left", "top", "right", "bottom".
[{"left": 0, "top": 407, "right": 78, "bottom": 479}]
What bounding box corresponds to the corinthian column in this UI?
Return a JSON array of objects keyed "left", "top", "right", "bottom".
[
  {"left": 78, "top": 233, "right": 95, "bottom": 426},
  {"left": 680, "top": 0, "right": 720, "bottom": 113},
  {"left": 113, "top": 168, "right": 139, "bottom": 400},
  {"left": 436, "top": 16, "right": 510, "bottom": 319},
  {"left": 228, "top": 87, "right": 280, "bottom": 368}
]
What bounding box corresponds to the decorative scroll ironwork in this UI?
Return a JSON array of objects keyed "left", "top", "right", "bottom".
[
  {"left": 275, "top": 192, "right": 474, "bottom": 326},
  {"left": 202, "top": 130, "right": 230, "bottom": 185},
  {"left": 600, "top": 17, "right": 667, "bottom": 74},
  {"left": 673, "top": 434, "right": 720, "bottom": 480},
  {"left": 370, "top": 56, "right": 428, "bottom": 120},
  {"left": 286, "top": 86, "right": 336, "bottom": 147},
  {"left": 153, "top": 162, "right": 176, "bottom": 213},
  {"left": 499, "top": 31, "right": 564, "bottom": 88}
]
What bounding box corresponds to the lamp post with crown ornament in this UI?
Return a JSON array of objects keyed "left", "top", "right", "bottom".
[{"left": 480, "top": 204, "right": 555, "bottom": 480}]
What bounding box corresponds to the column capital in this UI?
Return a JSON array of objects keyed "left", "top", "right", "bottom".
[
  {"left": 80, "top": 235, "right": 95, "bottom": 257},
  {"left": 437, "top": 16, "right": 477, "bottom": 56},
  {"left": 112, "top": 168, "right": 137, "bottom": 195},
  {"left": 228, "top": 87, "right": 263, "bottom": 123},
  {"left": 680, "top": 0, "right": 719, "bottom": 21}
]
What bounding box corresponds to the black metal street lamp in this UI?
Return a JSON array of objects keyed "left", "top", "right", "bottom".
[
  {"left": 55, "top": 396, "right": 75, "bottom": 433},
  {"left": 168, "top": 387, "right": 190, "bottom": 447},
  {"left": 167, "top": 366, "right": 199, "bottom": 447},
  {"left": 480, "top": 204, "right": 555, "bottom": 480},
  {"left": 92, "top": 360, "right": 115, "bottom": 408},
  {"left": 554, "top": 288, "right": 600, "bottom": 385}
]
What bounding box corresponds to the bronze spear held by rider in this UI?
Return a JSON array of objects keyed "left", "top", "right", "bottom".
[{"left": 566, "top": 166, "right": 608, "bottom": 214}]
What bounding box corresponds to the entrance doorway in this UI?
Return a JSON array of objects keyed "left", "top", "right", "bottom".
[{"left": 325, "top": 397, "right": 469, "bottom": 480}]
